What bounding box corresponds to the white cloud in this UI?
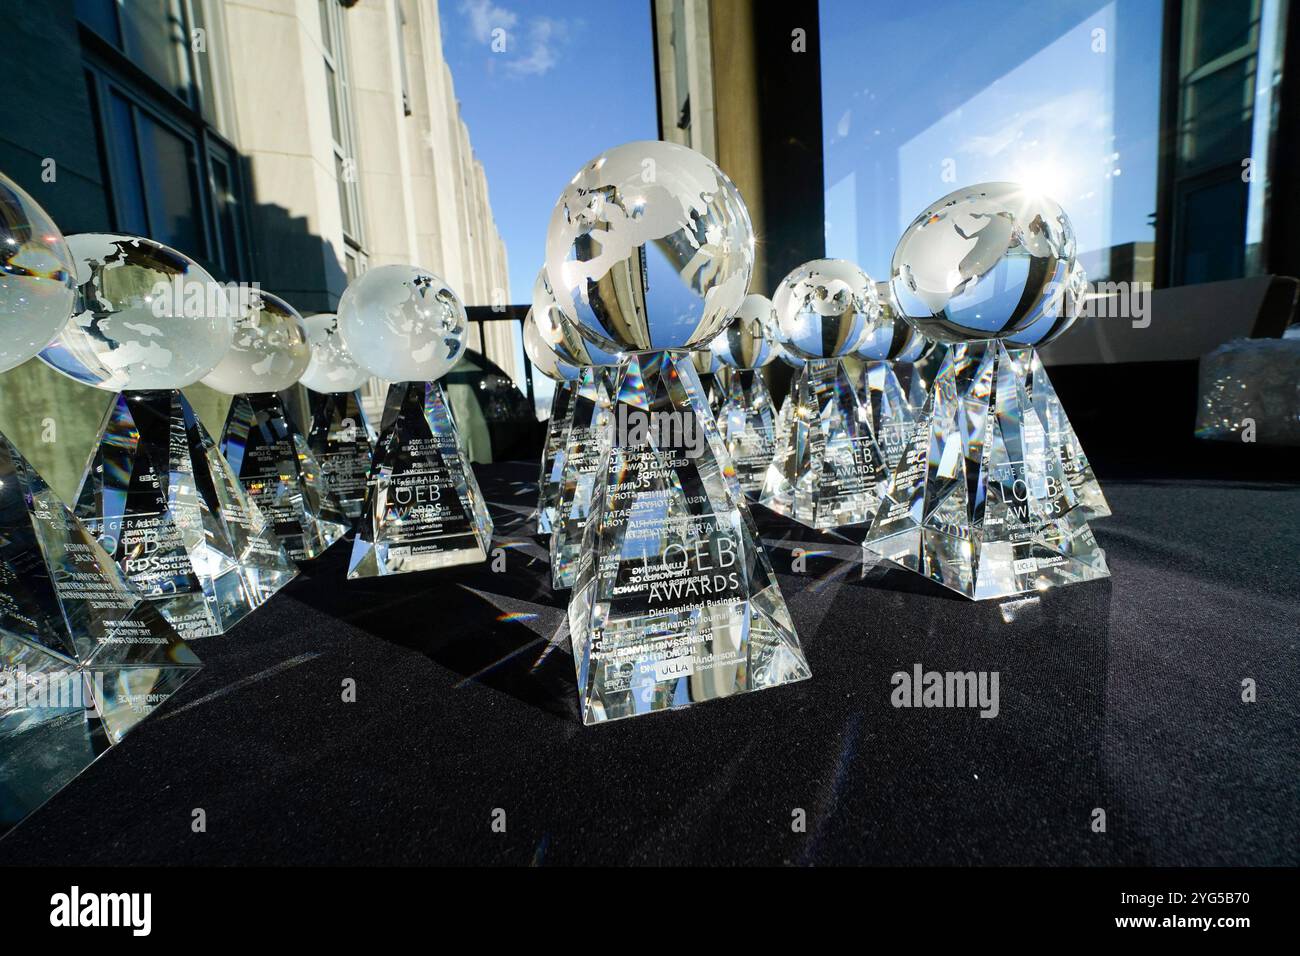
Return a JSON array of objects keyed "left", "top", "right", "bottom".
[
  {"left": 506, "top": 17, "right": 562, "bottom": 77},
  {"left": 459, "top": 0, "right": 518, "bottom": 45},
  {"left": 460, "top": 0, "right": 569, "bottom": 79}
]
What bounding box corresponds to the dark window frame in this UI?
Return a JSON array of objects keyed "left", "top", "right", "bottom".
[{"left": 78, "top": 22, "right": 253, "bottom": 282}]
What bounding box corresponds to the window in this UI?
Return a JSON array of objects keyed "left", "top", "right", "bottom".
[
  {"left": 76, "top": 0, "right": 234, "bottom": 134},
  {"left": 395, "top": 0, "right": 413, "bottom": 117},
  {"left": 320, "top": 0, "right": 365, "bottom": 251},
  {"left": 83, "top": 64, "right": 250, "bottom": 280},
  {"left": 671, "top": 0, "right": 690, "bottom": 130},
  {"left": 820, "top": 0, "right": 1162, "bottom": 287},
  {"left": 1168, "top": 0, "right": 1284, "bottom": 282},
  {"left": 77, "top": 0, "right": 248, "bottom": 278}
]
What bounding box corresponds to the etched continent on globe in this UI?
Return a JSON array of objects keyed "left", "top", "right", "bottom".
[
  {"left": 38, "top": 233, "right": 232, "bottom": 391},
  {"left": 337, "top": 265, "right": 466, "bottom": 383},
  {"left": 300, "top": 312, "right": 370, "bottom": 393},
  {"left": 890, "top": 183, "right": 1077, "bottom": 344},
  {"left": 544, "top": 140, "right": 753, "bottom": 353}
]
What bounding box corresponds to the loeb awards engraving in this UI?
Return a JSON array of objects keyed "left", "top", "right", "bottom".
[
  {"left": 38, "top": 234, "right": 296, "bottom": 638},
  {"left": 1, "top": 171, "right": 201, "bottom": 836},
  {"left": 338, "top": 265, "right": 493, "bottom": 577},
  {"left": 863, "top": 182, "right": 1110, "bottom": 599},
  {"left": 207, "top": 290, "right": 348, "bottom": 561},
  {"left": 545, "top": 140, "right": 810, "bottom": 724},
  {"left": 709, "top": 293, "right": 780, "bottom": 497},
  {"left": 299, "top": 312, "right": 378, "bottom": 522},
  {"left": 759, "top": 259, "right": 890, "bottom": 530}
]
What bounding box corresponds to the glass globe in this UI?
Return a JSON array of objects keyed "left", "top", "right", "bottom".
[
  {"left": 891, "top": 182, "right": 1077, "bottom": 343},
  {"left": 0, "top": 172, "right": 77, "bottom": 375},
  {"left": 38, "top": 233, "right": 233, "bottom": 391},
  {"left": 544, "top": 140, "right": 753, "bottom": 353},
  {"left": 773, "top": 259, "right": 879, "bottom": 360},
  {"left": 299, "top": 312, "right": 371, "bottom": 393},
  {"left": 691, "top": 347, "right": 720, "bottom": 376},
  {"left": 712, "top": 293, "right": 778, "bottom": 369},
  {"left": 1006, "top": 262, "right": 1089, "bottom": 348},
  {"left": 336, "top": 264, "right": 466, "bottom": 382},
  {"left": 894, "top": 326, "right": 935, "bottom": 364},
  {"left": 524, "top": 308, "right": 581, "bottom": 382},
  {"left": 201, "top": 289, "right": 310, "bottom": 394},
  {"left": 853, "top": 281, "right": 928, "bottom": 361},
  {"left": 531, "top": 266, "right": 621, "bottom": 367},
  {"left": 775, "top": 341, "right": 805, "bottom": 369}
]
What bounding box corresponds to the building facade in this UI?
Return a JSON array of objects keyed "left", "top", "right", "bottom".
[{"left": 0, "top": 0, "right": 513, "bottom": 496}]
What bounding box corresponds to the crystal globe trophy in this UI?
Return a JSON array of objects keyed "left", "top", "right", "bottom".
[
  {"left": 338, "top": 265, "right": 492, "bottom": 577},
  {"left": 545, "top": 139, "right": 810, "bottom": 723},
  {"left": 854, "top": 283, "right": 937, "bottom": 474},
  {"left": 863, "top": 182, "right": 1110, "bottom": 600},
  {"left": 529, "top": 271, "right": 619, "bottom": 590},
  {"left": 526, "top": 270, "right": 584, "bottom": 537},
  {"left": 298, "top": 312, "right": 378, "bottom": 522},
  {"left": 709, "top": 293, "right": 780, "bottom": 497},
  {"left": 39, "top": 234, "right": 296, "bottom": 638},
  {"left": 758, "top": 259, "right": 889, "bottom": 530},
  {"left": 1, "top": 175, "right": 201, "bottom": 835},
  {"left": 206, "top": 290, "right": 348, "bottom": 561},
  {"left": 1006, "top": 264, "right": 1110, "bottom": 518}
]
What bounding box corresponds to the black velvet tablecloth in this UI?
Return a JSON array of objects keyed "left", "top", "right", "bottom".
[{"left": 2, "top": 463, "right": 1296, "bottom": 866}]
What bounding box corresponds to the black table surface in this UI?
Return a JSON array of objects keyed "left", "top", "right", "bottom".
[{"left": 2, "top": 462, "right": 1296, "bottom": 866}]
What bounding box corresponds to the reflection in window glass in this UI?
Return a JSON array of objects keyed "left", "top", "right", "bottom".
[
  {"left": 440, "top": 0, "right": 657, "bottom": 413},
  {"left": 120, "top": 0, "right": 194, "bottom": 104},
  {"left": 135, "top": 110, "right": 205, "bottom": 259},
  {"left": 74, "top": 0, "right": 122, "bottom": 45},
  {"left": 1178, "top": 173, "right": 1248, "bottom": 283},
  {"left": 210, "top": 153, "right": 245, "bottom": 277},
  {"left": 105, "top": 92, "right": 150, "bottom": 236},
  {"left": 820, "top": 0, "right": 1162, "bottom": 286}
]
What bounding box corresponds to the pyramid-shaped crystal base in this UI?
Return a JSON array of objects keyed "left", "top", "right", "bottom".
[
  {"left": 1, "top": 430, "right": 201, "bottom": 837},
  {"left": 1011, "top": 347, "right": 1110, "bottom": 519},
  {"left": 569, "top": 351, "right": 810, "bottom": 725},
  {"left": 348, "top": 381, "right": 493, "bottom": 577},
  {"left": 717, "top": 369, "right": 778, "bottom": 497},
  {"left": 549, "top": 366, "right": 614, "bottom": 590},
  {"left": 860, "top": 360, "right": 922, "bottom": 475},
  {"left": 305, "top": 389, "right": 377, "bottom": 521},
  {"left": 862, "top": 340, "right": 1110, "bottom": 600},
  {"left": 759, "top": 358, "right": 888, "bottom": 530},
  {"left": 75, "top": 390, "right": 297, "bottom": 639},
  {"left": 537, "top": 380, "right": 576, "bottom": 535},
  {"left": 220, "top": 392, "right": 348, "bottom": 562}
]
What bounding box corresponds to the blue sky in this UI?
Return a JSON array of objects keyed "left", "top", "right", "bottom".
[
  {"left": 440, "top": 0, "right": 658, "bottom": 307},
  {"left": 820, "top": 0, "right": 1164, "bottom": 282}
]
